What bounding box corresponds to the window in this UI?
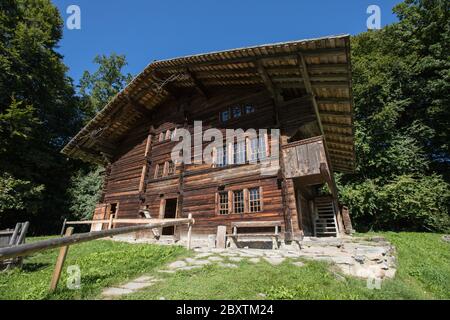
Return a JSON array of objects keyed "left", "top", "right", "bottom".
[
  {"left": 233, "top": 141, "right": 246, "bottom": 165},
  {"left": 258, "top": 135, "right": 268, "bottom": 160},
  {"left": 219, "top": 192, "right": 229, "bottom": 215},
  {"left": 233, "top": 190, "right": 244, "bottom": 214},
  {"left": 220, "top": 110, "right": 230, "bottom": 122},
  {"left": 244, "top": 105, "right": 255, "bottom": 114},
  {"left": 155, "top": 163, "right": 164, "bottom": 179},
  {"left": 249, "top": 188, "right": 262, "bottom": 213},
  {"left": 249, "top": 138, "right": 259, "bottom": 163},
  {"left": 167, "top": 161, "right": 176, "bottom": 176},
  {"left": 158, "top": 133, "right": 164, "bottom": 142},
  {"left": 171, "top": 128, "right": 177, "bottom": 140},
  {"left": 232, "top": 106, "right": 242, "bottom": 118},
  {"left": 216, "top": 144, "right": 228, "bottom": 167},
  {"left": 165, "top": 130, "right": 172, "bottom": 140}
]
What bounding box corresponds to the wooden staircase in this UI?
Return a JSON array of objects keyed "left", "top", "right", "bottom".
[{"left": 314, "top": 197, "right": 338, "bottom": 237}]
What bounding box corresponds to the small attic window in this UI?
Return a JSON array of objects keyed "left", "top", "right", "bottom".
[
  {"left": 220, "top": 110, "right": 230, "bottom": 122},
  {"left": 232, "top": 106, "right": 242, "bottom": 118},
  {"left": 244, "top": 105, "right": 255, "bottom": 114}
]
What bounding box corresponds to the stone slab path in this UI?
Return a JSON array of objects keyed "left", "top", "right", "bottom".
[{"left": 101, "top": 236, "right": 396, "bottom": 299}]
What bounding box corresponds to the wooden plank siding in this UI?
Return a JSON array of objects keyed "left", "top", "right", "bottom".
[{"left": 98, "top": 88, "right": 317, "bottom": 238}]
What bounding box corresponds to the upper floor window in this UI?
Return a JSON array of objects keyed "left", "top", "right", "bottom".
[
  {"left": 220, "top": 104, "right": 255, "bottom": 122},
  {"left": 220, "top": 110, "right": 230, "bottom": 123},
  {"left": 244, "top": 105, "right": 255, "bottom": 114},
  {"left": 165, "top": 130, "right": 172, "bottom": 140},
  {"left": 216, "top": 145, "right": 229, "bottom": 168},
  {"left": 157, "top": 128, "right": 177, "bottom": 143},
  {"left": 155, "top": 163, "right": 165, "bottom": 179},
  {"left": 214, "top": 133, "right": 269, "bottom": 167},
  {"left": 167, "top": 161, "right": 176, "bottom": 176},
  {"left": 233, "top": 141, "right": 246, "bottom": 165},
  {"left": 232, "top": 106, "right": 242, "bottom": 118},
  {"left": 154, "top": 161, "right": 176, "bottom": 179}
]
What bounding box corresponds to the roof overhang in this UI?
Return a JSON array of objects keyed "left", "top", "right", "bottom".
[{"left": 62, "top": 34, "right": 355, "bottom": 173}]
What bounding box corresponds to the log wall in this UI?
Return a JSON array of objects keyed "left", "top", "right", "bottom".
[{"left": 101, "top": 88, "right": 320, "bottom": 238}]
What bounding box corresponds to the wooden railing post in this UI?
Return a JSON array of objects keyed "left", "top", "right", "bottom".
[
  {"left": 49, "top": 227, "right": 74, "bottom": 293},
  {"left": 108, "top": 214, "right": 115, "bottom": 230},
  {"left": 187, "top": 214, "right": 193, "bottom": 250},
  {"left": 60, "top": 218, "right": 67, "bottom": 237}
]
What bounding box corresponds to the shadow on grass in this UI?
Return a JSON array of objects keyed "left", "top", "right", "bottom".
[{"left": 22, "top": 262, "right": 51, "bottom": 272}]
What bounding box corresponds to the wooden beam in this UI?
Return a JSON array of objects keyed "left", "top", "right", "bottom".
[
  {"left": 317, "top": 97, "right": 351, "bottom": 105},
  {"left": 126, "top": 97, "right": 153, "bottom": 118},
  {"left": 185, "top": 68, "right": 209, "bottom": 99},
  {"left": 156, "top": 48, "right": 347, "bottom": 71},
  {"left": 319, "top": 111, "right": 352, "bottom": 118},
  {"left": 298, "top": 53, "right": 324, "bottom": 137},
  {"left": 0, "top": 219, "right": 195, "bottom": 261},
  {"left": 324, "top": 132, "right": 354, "bottom": 138},
  {"left": 322, "top": 123, "right": 353, "bottom": 129},
  {"left": 257, "top": 61, "right": 280, "bottom": 101}
]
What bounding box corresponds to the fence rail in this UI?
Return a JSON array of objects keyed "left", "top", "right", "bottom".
[{"left": 0, "top": 217, "right": 194, "bottom": 262}]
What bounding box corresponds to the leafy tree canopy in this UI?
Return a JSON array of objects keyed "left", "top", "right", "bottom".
[{"left": 340, "top": 0, "right": 450, "bottom": 232}]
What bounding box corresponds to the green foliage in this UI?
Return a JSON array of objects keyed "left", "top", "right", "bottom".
[
  {"left": 78, "top": 54, "right": 133, "bottom": 122},
  {"left": 64, "top": 54, "right": 133, "bottom": 221},
  {"left": 0, "top": 173, "right": 44, "bottom": 214},
  {"left": 0, "top": 0, "right": 83, "bottom": 233},
  {"left": 340, "top": 175, "right": 450, "bottom": 232},
  {"left": 341, "top": 0, "right": 450, "bottom": 232},
  {"left": 67, "top": 167, "right": 104, "bottom": 220}
]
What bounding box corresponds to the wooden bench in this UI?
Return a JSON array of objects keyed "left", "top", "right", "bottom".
[{"left": 228, "top": 221, "right": 282, "bottom": 249}]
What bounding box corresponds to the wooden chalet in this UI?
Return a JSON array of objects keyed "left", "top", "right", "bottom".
[{"left": 62, "top": 35, "right": 356, "bottom": 242}]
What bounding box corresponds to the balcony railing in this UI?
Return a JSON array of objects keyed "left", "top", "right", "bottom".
[{"left": 281, "top": 136, "right": 329, "bottom": 179}]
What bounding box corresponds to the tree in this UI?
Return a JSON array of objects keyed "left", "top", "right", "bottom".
[
  {"left": 340, "top": 0, "right": 450, "bottom": 232},
  {"left": 78, "top": 54, "right": 133, "bottom": 122},
  {"left": 0, "top": 0, "right": 83, "bottom": 234},
  {"left": 67, "top": 54, "right": 133, "bottom": 220}
]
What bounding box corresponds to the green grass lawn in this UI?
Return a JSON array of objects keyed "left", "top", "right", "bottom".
[
  {"left": 0, "top": 233, "right": 449, "bottom": 300},
  {"left": 0, "top": 238, "right": 188, "bottom": 300}
]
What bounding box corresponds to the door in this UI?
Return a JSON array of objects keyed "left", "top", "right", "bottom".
[{"left": 162, "top": 198, "right": 178, "bottom": 235}]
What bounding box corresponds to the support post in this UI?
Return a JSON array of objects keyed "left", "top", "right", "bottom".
[
  {"left": 9, "top": 223, "right": 21, "bottom": 246},
  {"left": 60, "top": 219, "right": 67, "bottom": 237},
  {"left": 187, "top": 214, "right": 193, "bottom": 250},
  {"left": 108, "top": 214, "right": 115, "bottom": 230},
  {"left": 49, "top": 227, "right": 74, "bottom": 293},
  {"left": 15, "top": 221, "right": 29, "bottom": 268}
]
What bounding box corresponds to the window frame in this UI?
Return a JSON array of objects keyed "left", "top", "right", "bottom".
[
  {"left": 216, "top": 187, "right": 263, "bottom": 215},
  {"left": 217, "top": 191, "right": 230, "bottom": 215},
  {"left": 248, "top": 187, "right": 263, "bottom": 213}
]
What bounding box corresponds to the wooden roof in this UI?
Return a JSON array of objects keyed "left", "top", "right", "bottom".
[{"left": 62, "top": 35, "right": 355, "bottom": 173}]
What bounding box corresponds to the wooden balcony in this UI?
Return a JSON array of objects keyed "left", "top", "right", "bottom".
[{"left": 282, "top": 136, "right": 330, "bottom": 181}]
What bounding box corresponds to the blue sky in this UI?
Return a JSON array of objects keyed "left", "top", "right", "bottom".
[{"left": 52, "top": 0, "right": 401, "bottom": 85}]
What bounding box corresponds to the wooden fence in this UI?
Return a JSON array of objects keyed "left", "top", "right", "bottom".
[{"left": 0, "top": 215, "right": 194, "bottom": 292}]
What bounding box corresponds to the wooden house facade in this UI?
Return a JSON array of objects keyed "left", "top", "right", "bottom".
[{"left": 62, "top": 35, "right": 356, "bottom": 241}]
